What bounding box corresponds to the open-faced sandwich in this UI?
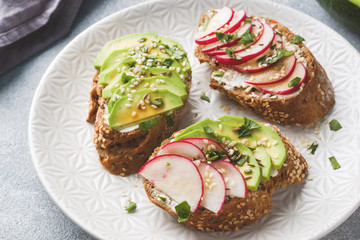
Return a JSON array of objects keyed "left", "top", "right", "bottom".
[
  {"left": 139, "top": 116, "right": 308, "bottom": 231},
  {"left": 87, "top": 33, "right": 191, "bottom": 176},
  {"left": 194, "top": 7, "right": 335, "bottom": 125}
]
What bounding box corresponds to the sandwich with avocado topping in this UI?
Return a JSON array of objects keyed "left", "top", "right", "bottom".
[
  {"left": 87, "top": 33, "right": 191, "bottom": 176},
  {"left": 194, "top": 7, "right": 334, "bottom": 125},
  {"left": 139, "top": 116, "right": 308, "bottom": 231}
]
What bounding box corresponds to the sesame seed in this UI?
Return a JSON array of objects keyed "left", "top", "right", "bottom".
[
  {"left": 125, "top": 103, "right": 132, "bottom": 107},
  {"left": 131, "top": 111, "right": 137, "bottom": 117}
]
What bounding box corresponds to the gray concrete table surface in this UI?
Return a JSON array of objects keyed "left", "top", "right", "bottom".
[{"left": 1, "top": 0, "right": 359, "bottom": 239}]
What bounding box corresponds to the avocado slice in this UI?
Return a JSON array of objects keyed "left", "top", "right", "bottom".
[
  {"left": 175, "top": 119, "right": 272, "bottom": 180},
  {"left": 218, "top": 116, "right": 287, "bottom": 169},
  {"left": 94, "top": 32, "right": 191, "bottom": 70},
  {"left": 108, "top": 88, "right": 183, "bottom": 128},
  {"left": 175, "top": 129, "right": 261, "bottom": 191},
  {"left": 98, "top": 57, "right": 135, "bottom": 85},
  {"left": 107, "top": 76, "right": 188, "bottom": 113},
  {"left": 98, "top": 55, "right": 189, "bottom": 86},
  {"left": 102, "top": 72, "right": 135, "bottom": 99}
]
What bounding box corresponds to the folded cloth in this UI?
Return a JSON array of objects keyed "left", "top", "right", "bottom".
[{"left": 0, "top": 0, "right": 83, "bottom": 76}]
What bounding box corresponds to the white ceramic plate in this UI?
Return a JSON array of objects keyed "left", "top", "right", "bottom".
[{"left": 29, "top": 0, "right": 360, "bottom": 239}]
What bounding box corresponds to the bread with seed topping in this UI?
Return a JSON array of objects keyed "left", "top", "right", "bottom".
[
  {"left": 142, "top": 125, "right": 308, "bottom": 231},
  {"left": 87, "top": 71, "right": 191, "bottom": 176},
  {"left": 195, "top": 11, "right": 335, "bottom": 125}
]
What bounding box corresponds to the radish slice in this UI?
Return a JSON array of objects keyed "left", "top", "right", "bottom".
[
  {"left": 245, "top": 54, "right": 296, "bottom": 85},
  {"left": 234, "top": 34, "right": 283, "bottom": 73},
  {"left": 179, "top": 138, "right": 230, "bottom": 160},
  {"left": 196, "top": 10, "right": 246, "bottom": 45},
  {"left": 201, "top": 22, "right": 252, "bottom": 53},
  {"left": 212, "top": 160, "right": 247, "bottom": 198},
  {"left": 157, "top": 141, "right": 206, "bottom": 160},
  {"left": 215, "top": 21, "right": 275, "bottom": 65},
  {"left": 197, "top": 162, "right": 226, "bottom": 214},
  {"left": 256, "top": 62, "right": 307, "bottom": 95},
  {"left": 139, "top": 154, "right": 203, "bottom": 213},
  {"left": 208, "top": 20, "right": 264, "bottom": 56},
  {"left": 195, "top": 7, "right": 234, "bottom": 40}
]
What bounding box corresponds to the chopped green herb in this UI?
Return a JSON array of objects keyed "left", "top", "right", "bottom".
[
  {"left": 137, "top": 37, "right": 147, "bottom": 43},
  {"left": 244, "top": 169, "right": 252, "bottom": 174},
  {"left": 225, "top": 48, "right": 241, "bottom": 59},
  {"left": 238, "top": 28, "right": 256, "bottom": 45},
  {"left": 308, "top": 142, "right": 319, "bottom": 154},
  {"left": 257, "top": 48, "right": 294, "bottom": 65},
  {"left": 166, "top": 162, "right": 171, "bottom": 166},
  {"left": 236, "top": 155, "right": 248, "bottom": 166},
  {"left": 125, "top": 201, "right": 136, "bottom": 212},
  {"left": 164, "top": 45, "right": 186, "bottom": 60},
  {"left": 248, "top": 146, "right": 256, "bottom": 151},
  {"left": 212, "top": 71, "right": 224, "bottom": 77},
  {"left": 150, "top": 97, "right": 163, "bottom": 107},
  {"left": 203, "top": 126, "right": 214, "bottom": 134},
  {"left": 329, "top": 119, "right": 342, "bottom": 131},
  {"left": 244, "top": 18, "right": 252, "bottom": 23},
  {"left": 206, "top": 149, "right": 227, "bottom": 161},
  {"left": 290, "top": 35, "right": 305, "bottom": 44},
  {"left": 203, "top": 18, "right": 210, "bottom": 31},
  {"left": 165, "top": 113, "right": 175, "bottom": 126},
  {"left": 244, "top": 118, "right": 260, "bottom": 130},
  {"left": 328, "top": 156, "right": 341, "bottom": 170},
  {"left": 236, "top": 125, "right": 252, "bottom": 138},
  {"left": 270, "top": 41, "right": 276, "bottom": 50},
  {"left": 139, "top": 117, "right": 161, "bottom": 131},
  {"left": 158, "top": 196, "right": 167, "bottom": 202},
  {"left": 288, "top": 77, "right": 301, "bottom": 87},
  {"left": 200, "top": 94, "right": 210, "bottom": 102},
  {"left": 175, "top": 201, "right": 190, "bottom": 222},
  {"left": 215, "top": 32, "right": 237, "bottom": 43},
  {"left": 274, "top": 29, "right": 283, "bottom": 36},
  {"left": 162, "top": 58, "right": 173, "bottom": 67}
]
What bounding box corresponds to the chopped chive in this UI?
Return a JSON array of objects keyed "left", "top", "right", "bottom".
[
  {"left": 290, "top": 35, "right": 305, "bottom": 44},
  {"left": 244, "top": 169, "right": 252, "bottom": 174},
  {"left": 125, "top": 201, "right": 136, "bottom": 212},
  {"left": 328, "top": 156, "right": 341, "bottom": 170},
  {"left": 203, "top": 126, "right": 214, "bottom": 134},
  {"left": 150, "top": 97, "right": 163, "bottom": 107},
  {"left": 158, "top": 196, "right": 167, "bottom": 202},
  {"left": 137, "top": 37, "right": 147, "bottom": 43},
  {"left": 307, "top": 142, "right": 318, "bottom": 154},
  {"left": 166, "top": 162, "right": 170, "bottom": 166},
  {"left": 244, "top": 18, "right": 252, "bottom": 23},
  {"left": 288, "top": 77, "right": 301, "bottom": 87},
  {"left": 212, "top": 71, "right": 224, "bottom": 77},
  {"left": 200, "top": 94, "right": 210, "bottom": 102},
  {"left": 329, "top": 119, "right": 342, "bottom": 131},
  {"left": 203, "top": 18, "right": 210, "bottom": 31},
  {"left": 175, "top": 201, "right": 190, "bottom": 222}
]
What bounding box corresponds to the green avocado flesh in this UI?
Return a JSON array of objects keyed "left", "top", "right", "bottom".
[
  {"left": 95, "top": 32, "right": 191, "bottom": 129},
  {"left": 174, "top": 116, "right": 287, "bottom": 191},
  {"left": 108, "top": 89, "right": 183, "bottom": 128},
  {"left": 218, "top": 116, "right": 286, "bottom": 169}
]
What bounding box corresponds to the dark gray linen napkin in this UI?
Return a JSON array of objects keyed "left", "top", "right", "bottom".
[{"left": 0, "top": 0, "right": 83, "bottom": 76}]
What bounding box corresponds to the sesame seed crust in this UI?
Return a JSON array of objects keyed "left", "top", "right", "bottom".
[
  {"left": 143, "top": 126, "right": 308, "bottom": 231},
  {"left": 194, "top": 14, "right": 335, "bottom": 125}
]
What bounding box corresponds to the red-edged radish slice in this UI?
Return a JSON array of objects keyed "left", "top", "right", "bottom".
[
  {"left": 196, "top": 10, "right": 246, "bottom": 45},
  {"left": 201, "top": 22, "right": 252, "bottom": 53},
  {"left": 245, "top": 54, "right": 296, "bottom": 85},
  {"left": 212, "top": 160, "right": 247, "bottom": 198},
  {"left": 215, "top": 21, "right": 275, "bottom": 65},
  {"left": 195, "top": 7, "right": 234, "bottom": 40},
  {"left": 179, "top": 138, "right": 229, "bottom": 160},
  {"left": 234, "top": 34, "right": 283, "bottom": 73},
  {"left": 139, "top": 154, "right": 203, "bottom": 212},
  {"left": 207, "top": 20, "right": 264, "bottom": 56},
  {"left": 157, "top": 141, "right": 206, "bottom": 160},
  {"left": 256, "top": 62, "right": 307, "bottom": 95},
  {"left": 197, "top": 162, "right": 226, "bottom": 214}
]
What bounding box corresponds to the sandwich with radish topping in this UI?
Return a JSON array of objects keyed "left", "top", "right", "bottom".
[
  {"left": 139, "top": 116, "right": 308, "bottom": 231},
  {"left": 194, "top": 7, "right": 335, "bottom": 125}
]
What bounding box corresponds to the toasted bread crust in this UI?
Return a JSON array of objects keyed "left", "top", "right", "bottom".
[
  {"left": 142, "top": 127, "right": 308, "bottom": 231},
  {"left": 195, "top": 15, "right": 335, "bottom": 125},
  {"left": 87, "top": 72, "right": 191, "bottom": 176}
]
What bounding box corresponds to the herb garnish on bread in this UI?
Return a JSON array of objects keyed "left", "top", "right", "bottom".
[
  {"left": 140, "top": 116, "right": 308, "bottom": 231},
  {"left": 194, "top": 7, "right": 335, "bottom": 125},
  {"left": 87, "top": 33, "right": 191, "bottom": 176}
]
